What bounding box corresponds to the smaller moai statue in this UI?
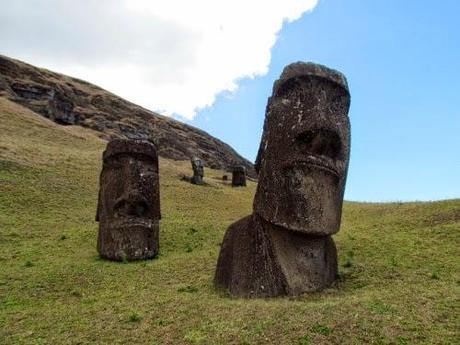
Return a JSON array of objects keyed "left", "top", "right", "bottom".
[
  {"left": 231, "top": 165, "right": 247, "bottom": 187},
  {"left": 96, "top": 139, "right": 161, "bottom": 261},
  {"left": 190, "top": 156, "right": 204, "bottom": 185}
]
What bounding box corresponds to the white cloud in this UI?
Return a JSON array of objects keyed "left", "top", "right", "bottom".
[{"left": 0, "top": 0, "right": 318, "bottom": 119}]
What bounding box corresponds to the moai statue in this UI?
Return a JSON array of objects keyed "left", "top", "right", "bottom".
[
  {"left": 231, "top": 165, "right": 247, "bottom": 187},
  {"left": 96, "top": 139, "right": 161, "bottom": 261},
  {"left": 215, "top": 62, "right": 351, "bottom": 297},
  {"left": 190, "top": 156, "right": 204, "bottom": 185}
]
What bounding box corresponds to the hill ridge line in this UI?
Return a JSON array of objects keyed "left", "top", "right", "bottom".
[{"left": 0, "top": 54, "right": 256, "bottom": 177}]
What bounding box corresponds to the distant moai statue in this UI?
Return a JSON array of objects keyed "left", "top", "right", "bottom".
[
  {"left": 215, "top": 62, "right": 351, "bottom": 297},
  {"left": 96, "top": 139, "right": 161, "bottom": 261},
  {"left": 231, "top": 165, "right": 247, "bottom": 187},
  {"left": 190, "top": 156, "right": 204, "bottom": 185}
]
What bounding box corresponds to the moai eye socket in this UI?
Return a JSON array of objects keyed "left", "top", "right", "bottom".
[
  {"left": 114, "top": 199, "right": 150, "bottom": 217},
  {"left": 296, "top": 129, "right": 342, "bottom": 160},
  {"left": 104, "top": 156, "right": 123, "bottom": 169},
  {"left": 113, "top": 199, "right": 128, "bottom": 217}
]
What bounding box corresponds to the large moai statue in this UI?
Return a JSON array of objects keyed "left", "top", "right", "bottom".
[
  {"left": 215, "top": 62, "right": 351, "bottom": 297},
  {"left": 96, "top": 139, "right": 161, "bottom": 261},
  {"left": 231, "top": 165, "right": 247, "bottom": 187},
  {"left": 190, "top": 156, "right": 204, "bottom": 185}
]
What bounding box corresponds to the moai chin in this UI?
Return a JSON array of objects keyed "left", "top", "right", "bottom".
[
  {"left": 190, "top": 156, "right": 204, "bottom": 185},
  {"left": 215, "top": 62, "right": 351, "bottom": 297},
  {"left": 96, "top": 139, "right": 161, "bottom": 261},
  {"left": 231, "top": 165, "right": 247, "bottom": 187}
]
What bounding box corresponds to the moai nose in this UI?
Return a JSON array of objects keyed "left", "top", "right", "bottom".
[{"left": 114, "top": 192, "right": 149, "bottom": 217}]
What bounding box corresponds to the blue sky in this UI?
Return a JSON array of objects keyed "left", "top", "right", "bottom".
[
  {"left": 190, "top": 0, "right": 460, "bottom": 201},
  {"left": 1, "top": 0, "right": 458, "bottom": 202}
]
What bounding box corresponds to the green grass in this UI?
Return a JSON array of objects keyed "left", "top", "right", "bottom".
[{"left": 0, "top": 98, "right": 459, "bottom": 344}]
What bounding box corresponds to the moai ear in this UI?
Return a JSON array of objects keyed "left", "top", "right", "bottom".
[
  {"left": 95, "top": 187, "right": 101, "bottom": 222},
  {"left": 254, "top": 142, "right": 264, "bottom": 175},
  {"left": 254, "top": 98, "right": 271, "bottom": 174},
  {"left": 96, "top": 151, "right": 105, "bottom": 222}
]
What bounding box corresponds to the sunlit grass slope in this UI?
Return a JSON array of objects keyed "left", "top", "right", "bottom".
[{"left": 0, "top": 98, "right": 458, "bottom": 344}]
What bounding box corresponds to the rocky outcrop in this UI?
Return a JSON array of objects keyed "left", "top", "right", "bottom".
[{"left": 0, "top": 55, "right": 255, "bottom": 176}]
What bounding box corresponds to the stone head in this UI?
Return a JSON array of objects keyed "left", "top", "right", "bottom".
[
  {"left": 96, "top": 139, "right": 160, "bottom": 260},
  {"left": 254, "top": 62, "right": 351, "bottom": 236},
  {"left": 232, "top": 165, "right": 247, "bottom": 187}
]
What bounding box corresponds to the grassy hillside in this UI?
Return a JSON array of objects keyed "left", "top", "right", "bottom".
[{"left": 0, "top": 98, "right": 458, "bottom": 344}]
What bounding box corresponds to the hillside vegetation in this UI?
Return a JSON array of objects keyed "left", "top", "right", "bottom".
[
  {"left": 0, "top": 55, "right": 255, "bottom": 176},
  {"left": 0, "top": 98, "right": 458, "bottom": 344}
]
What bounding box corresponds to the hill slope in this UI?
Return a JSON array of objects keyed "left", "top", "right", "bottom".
[
  {"left": 0, "top": 98, "right": 459, "bottom": 344},
  {"left": 0, "top": 55, "right": 255, "bottom": 176}
]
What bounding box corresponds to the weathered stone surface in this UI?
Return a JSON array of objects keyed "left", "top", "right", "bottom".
[
  {"left": 215, "top": 62, "right": 351, "bottom": 297},
  {"left": 0, "top": 54, "right": 256, "bottom": 177},
  {"left": 96, "top": 139, "right": 160, "bottom": 261},
  {"left": 191, "top": 156, "right": 204, "bottom": 185},
  {"left": 231, "top": 165, "right": 246, "bottom": 187}
]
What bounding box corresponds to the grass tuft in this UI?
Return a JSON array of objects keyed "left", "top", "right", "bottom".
[
  {"left": 310, "top": 323, "right": 333, "bottom": 336},
  {"left": 298, "top": 335, "right": 312, "bottom": 345},
  {"left": 128, "top": 312, "right": 142, "bottom": 323},
  {"left": 343, "top": 259, "right": 353, "bottom": 268},
  {"left": 430, "top": 272, "right": 440, "bottom": 280},
  {"left": 177, "top": 286, "right": 199, "bottom": 293},
  {"left": 155, "top": 318, "right": 172, "bottom": 326}
]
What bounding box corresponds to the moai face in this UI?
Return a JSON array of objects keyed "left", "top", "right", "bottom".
[
  {"left": 96, "top": 139, "right": 160, "bottom": 260},
  {"left": 232, "top": 165, "right": 247, "bottom": 187},
  {"left": 191, "top": 156, "right": 204, "bottom": 184},
  {"left": 254, "top": 62, "right": 351, "bottom": 236}
]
